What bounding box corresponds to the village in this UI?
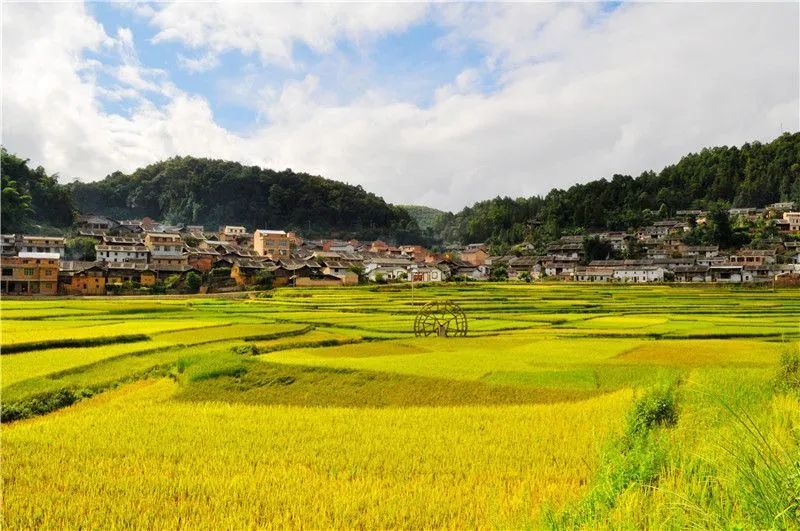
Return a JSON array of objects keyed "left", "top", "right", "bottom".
[{"left": 1, "top": 203, "right": 799, "bottom": 296}]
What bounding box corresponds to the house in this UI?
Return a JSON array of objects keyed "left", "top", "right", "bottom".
[
  {"left": 370, "top": 240, "right": 390, "bottom": 253},
  {"left": 254, "top": 229, "right": 291, "bottom": 259},
  {"left": 106, "top": 263, "right": 157, "bottom": 286},
  {"left": 461, "top": 244, "right": 489, "bottom": 266},
  {"left": 320, "top": 260, "right": 353, "bottom": 278},
  {"left": 506, "top": 256, "right": 540, "bottom": 277},
  {"left": 546, "top": 242, "right": 583, "bottom": 260},
  {"left": 783, "top": 212, "right": 800, "bottom": 233},
  {"left": 768, "top": 202, "right": 797, "bottom": 213},
  {"left": 96, "top": 245, "right": 149, "bottom": 263},
  {"left": 104, "top": 235, "right": 145, "bottom": 245},
  {"left": 186, "top": 249, "right": 220, "bottom": 272},
  {"left": 409, "top": 267, "right": 443, "bottom": 282},
  {"left": 679, "top": 245, "right": 719, "bottom": 258},
  {"left": 1, "top": 252, "right": 60, "bottom": 295},
  {"left": 1, "top": 234, "right": 17, "bottom": 256},
  {"left": 363, "top": 257, "right": 412, "bottom": 273},
  {"left": 367, "top": 266, "right": 408, "bottom": 282},
  {"left": 729, "top": 249, "right": 776, "bottom": 266},
  {"left": 145, "top": 233, "right": 186, "bottom": 266},
  {"left": 219, "top": 225, "right": 249, "bottom": 243},
  {"left": 231, "top": 259, "right": 269, "bottom": 285},
  {"left": 18, "top": 235, "right": 66, "bottom": 257},
  {"left": 399, "top": 245, "right": 428, "bottom": 260},
  {"left": 323, "top": 240, "right": 355, "bottom": 253},
  {"left": 785, "top": 242, "right": 800, "bottom": 264},
  {"left": 600, "top": 232, "right": 628, "bottom": 251},
  {"left": 544, "top": 261, "right": 578, "bottom": 279},
  {"left": 273, "top": 259, "right": 321, "bottom": 286},
  {"left": 58, "top": 261, "right": 107, "bottom": 295},
  {"left": 612, "top": 266, "right": 667, "bottom": 283},
  {"left": 117, "top": 219, "right": 145, "bottom": 233},
  {"left": 574, "top": 266, "right": 615, "bottom": 282},
  {"left": 76, "top": 214, "right": 118, "bottom": 231},
  {"left": 706, "top": 265, "right": 744, "bottom": 283},
  {"left": 672, "top": 265, "right": 709, "bottom": 283},
  {"left": 183, "top": 225, "right": 206, "bottom": 237}
]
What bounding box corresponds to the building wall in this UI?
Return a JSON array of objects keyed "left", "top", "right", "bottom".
[
  {"left": 63, "top": 271, "right": 106, "bottom": 295},
  {"left": 254, "top": 232, "right": 291, "bottom": 258},
  {"left": 294, "top": 277, "right": 342, "bottom": 287},
  {"left": 1, "top": 256, "right": 59, "bottom": 295}
]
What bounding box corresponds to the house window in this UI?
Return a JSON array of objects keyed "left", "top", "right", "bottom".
[
  {"left": 2, "top": 268, "right": 11, "bottom": 276},
  {"left": 23, "top": 268, "right": 34, "bottom": 276}
]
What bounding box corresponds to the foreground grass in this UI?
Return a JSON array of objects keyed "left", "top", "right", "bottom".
[
  {"left": 2, "top": 379, "right": 631, "bottom": 529},
  {"left": 1, "top": 284, "right": 798, "bottom": 528}
]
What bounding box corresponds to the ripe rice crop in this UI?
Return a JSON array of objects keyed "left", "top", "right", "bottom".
[{"left": 1, "top": 284, "right": 798, "bottom": 528}]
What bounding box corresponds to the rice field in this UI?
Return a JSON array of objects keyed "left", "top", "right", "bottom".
[{"left": 2, "top": 284, "right": 799, "bottom": 528}]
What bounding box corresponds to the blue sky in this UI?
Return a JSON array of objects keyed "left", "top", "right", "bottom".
[
  {"left": 85, "top": 3, "right": 493, "bottom": 132},
  {"left": 3, "top": 2, "right": 797, "bottom": 210}
]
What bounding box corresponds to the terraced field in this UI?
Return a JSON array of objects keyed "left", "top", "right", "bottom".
[{"left": 2, "top": 284, "right": 799, "bottom": 528}]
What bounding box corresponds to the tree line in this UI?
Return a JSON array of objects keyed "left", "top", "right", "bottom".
[
  {"left": 2, "top": 132, "right": 798, "bottom": 245},
  {"left": 433, "top": 132, "right": 800, "bottom": 247}
]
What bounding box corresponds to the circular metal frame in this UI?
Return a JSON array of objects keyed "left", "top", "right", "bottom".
[{"left": 413, "top": 300, "right": 468, "bottom": 337}]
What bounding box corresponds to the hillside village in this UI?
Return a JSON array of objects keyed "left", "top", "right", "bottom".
[{"left": 1, "top": 203, "right": 799, "bottom": 296}]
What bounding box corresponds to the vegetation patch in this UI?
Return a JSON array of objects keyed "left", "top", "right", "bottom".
[{"left": 2, "top": 334, "right": 149, "bottom": 355}]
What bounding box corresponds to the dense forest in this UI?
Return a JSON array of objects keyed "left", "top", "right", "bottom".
[
  {"left": 1, "top": 149, "right": 75, "bottom": 233},
  {"left": 434, "top": 132, "right": 800, "bottom": 245},
  {"left": 67, "top": 157, "right": 423, "bottom": 242}
]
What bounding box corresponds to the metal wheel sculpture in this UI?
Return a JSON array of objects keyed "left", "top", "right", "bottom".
[{"left": 414, "top": 300, "right": 468, "bottom": 337}]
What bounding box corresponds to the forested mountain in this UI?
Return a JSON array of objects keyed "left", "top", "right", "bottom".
[
  {"left": 435, "top": 132, "right": 800, "bottom": 245},
  {"left": 3, "top": 132, "right": 798, "bottom": 244},
  {"left": 67, "top": 157, "right": 422, "bottom": 242},
  {"left": 398, "top": 205, "right": 446, "bottom": 231},
  {"left": 1, "top": 148, "right": 75, "bottom": 233}
]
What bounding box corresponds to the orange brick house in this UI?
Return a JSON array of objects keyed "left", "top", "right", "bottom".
[{"left": 1, "top": 252, "right": 60, "bottom": 295}]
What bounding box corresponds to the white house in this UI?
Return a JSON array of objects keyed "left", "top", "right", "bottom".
[
  {"left": 409, "top": 267, "right": 443, "bottom": 282},
  {"left": 612, "top": 266, "right": 667, "bottom": 283},
  {"left": 96, "top": 245, "right": 149, "bottom": 263}
]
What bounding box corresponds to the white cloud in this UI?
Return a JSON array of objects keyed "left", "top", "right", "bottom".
[
  {"left": 2, "top": 2, "right": 798, "bottom": 212},
  {"left": 148, "top": 3, "right": 429, "bottom": 68},
  {"left": 178, "top": 52, "right": 220, "bottom": 73}
]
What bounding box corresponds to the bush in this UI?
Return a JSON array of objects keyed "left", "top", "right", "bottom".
[
  {"left": 232, "top": 344, "right": 260, "bottom": 356},
  {"left": 150, "top": 282, "right": 166, "bottom": 294},
  {"left": 164, "top": 274, "right": 181, "bottom": 290},
  {"left": 185, "top": 271, "right": 202, "bottom": 293},
  {"left": 776, "top": 348, "right": 800, "bottom": 393},
  {"left": 122, "top": 280, "right": 140, "bottom": 290},
  {"left": 210, "top": 267, "right": 231, "bottom": 278},
  {"left": 519, "top": 271, "right": 532, "bottom": 283},
  {"left": 626, "top": 385, "right": 679, "bottom": 438},
  {"left": 489, "top": 265, "right": 508, "bottom": 282},
  {"left": 106, "top": 283, "right": 123, "bottom": 295},
  {"left": 253, "top": 270, "right": 273, "bottom": 290}
]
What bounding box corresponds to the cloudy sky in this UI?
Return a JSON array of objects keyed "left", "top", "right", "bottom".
[{"left": 2, "top": 2, "right": 798, "bottom": 211}]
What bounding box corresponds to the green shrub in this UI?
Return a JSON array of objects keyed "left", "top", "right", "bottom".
[
  {"left": 150, "top": 282, "right": 166, "bottom": 294},
  {"left": 253, "top": 270, "right": 273, "bottom": 290},
  {"left": 164, "top": 274, "right": 181, "bottom": 290},
  {"left": 232, "top": 344, "right": 260, "bottom": 356},
  {"left": 185, "top": 271, "right": 202, "bottom": 293},
  {"left": 626, "top": 385, "right": 679, "bottom": 437},
  {"left": 210, "top": 267, "right": 231, "bottom": 278},
  {"left": 776, "top": 348, "right": 800, "bottom": 393},
  {"left": 1, "top": 388, "right": 93, "bottom": 422}
]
